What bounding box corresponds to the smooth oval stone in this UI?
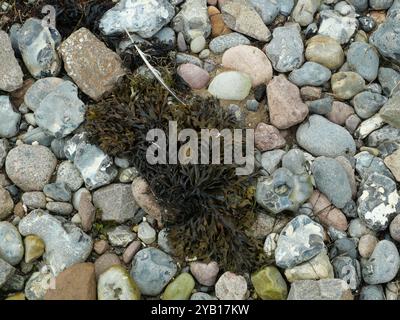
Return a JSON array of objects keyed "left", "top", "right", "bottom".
[
  {"left": 161, "top": 273, "right": 195, "bottom": 300},
  {"left": 311, "top": 157, "right": 352, "bottom": 209},
  {"left": 296, "top": 115, "right": 356, "bottom": 158},
  {"left": 289, "top": 62, "right": 331, "bottom": 87},
  {"left": 347, "top": 42, "right": 380, "bottom": 82},
  {"left": 208, "top": 71, "right": 251, "bottom": 100},
  {"left": 0, "top": 222, "right": 24, "bottom": 266},
  {"left": 362, "top": 240, "right": 400, "bottom": 285},
  {"left": 24, "top": 77, "right": 64, "bottom": 112},
  {"left": 305, "top": 35, "right": 344, "bottom": 70},
  {"left": 251, "top": 266, "right": 288, "bottom": 300},
  {"left": 209, "top": 32, "right": 251, "bottom": 54},
  {"left": 353, "top": 91, "right": 388, "bottom": 119}
]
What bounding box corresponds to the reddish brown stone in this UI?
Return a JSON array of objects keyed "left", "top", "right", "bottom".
[
  {"left": 44, "top": 263, "right": 96, "bottom": 300},
  {"left": 254, "top": 123, "right": 286, "bottom": 151}
]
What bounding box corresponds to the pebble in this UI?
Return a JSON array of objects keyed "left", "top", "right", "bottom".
[
  {"left": 24, "top": 270, "right": 52, "bottom": 300},
  {"left": 18, "top": 18, "right": 61, "bottom": 78},
  {"left": 0, "top": 186, "right": 14, "bottom": 220},
  {"left": 177, "top": 32, "right": 187, "bottom": 52},
  {"left": 56, "top": 161, "right": 83, "bottom": 192},
  {"left": 389, "top": 214, "right": 400, "bottom": 242},
  {"left": 360, "top": 285, "right": 386, "bottom": 300},
  {"left": 370, "top": 9, "right": 400, "bottom": 64},
  {"left": 347, "top": 42, "right": 380, "bottom": 82},
  {"left": 209, "top": 32, "right": 250, "bottom": 54},
  {"left": 0, "top": 96, "right": 21, "bottom": 138},
  {"left": 265, "top": 24, "right": 304, "bottom": 73},
  {"left": 59, "top": 28, "right": 126, "bottom": 101},
  {"left": 254, "top": 123, "right": 286, "bottom": 151},
  {"left": 0, "top": 258, "right": 15, "bottom": 288},
  {"left": 307, "top": 97, "right": 333, "bottom": 115},
  {"left": 43, "top": 182, "right": 71, "bottom": 202},
  {"left": 255, "top": 167, "right": 313, "bottom": 214},
  {"left": 384, "top": 149, "right": 400, "bottom": 182},
  {"left": 359, "top": 234, "right": 378, "bottom": 258},
  {"left": 99, "top": 0, "right": 175, "bottom": 38},
  {"left": 177, "top": 63, "right": 210, "bottom": 90},
  {"left": 358, "top": 173, "right": 399, "bottom": 231},
  {"left": 258, "top": 150, "right": 285, "bottom": 175},
  {"left": 92, "top": 183, "right": 139, "bottom": 223},
  {"left": 345, "top": 114, "right": 361, "bottom": 133},
  {"left": 18, "top": 210, "right": 93, "bottom": 275},
  {"left": 222, "top": 45, "right": 273, "bottom": 86},
  {"left": 153, "top": 27, "right": 176, "bottom": 47},
  {"left": 292, "top": 0, "right": 320, "bottom": 26},
  {"left": 122, "top": 241, "right": 142, "bottom": 264},
  {"left": 378, "top": 67, "right": 400, "bottom": 97},
  {"left": 98, "top": 265, "right": 141, "bottom": 300},
  {"left": 24, "top": 235, "right": 45, "bottom": 263},
  {"left": 5, "top": 144, "right": 57, "bottom": 191},
  {"left": 107, "top": 226, "right": 136, "bottom": 247},
  {"left": 131, "top": 177, "right": 162, "bottom": 225},
  {"left": 362, "top": 240, "right": 400, "bottom": 284},
  {"left": 191, "top": 292, "right": 218, "bottom": 300},
  {"left": 157, "top": 229, "right": 173, "bottom": 254},
  {"left": 215, "top": 271, "right": 248, "bottom": 300},
  {"left": 251, "top": 266, "right": 288, "bottom": 300},
  {"left": 208, "top": 71, "right": 251, "bottom": 100},
  {"left": 94, "top": 253, "right": 121, "bottom": 279},
  {"left": 288, "top": 279, "right": 353, "bottom": 300},
  {"left": 380, "top": 94, "right": 400, "bottom": 129},
  {"left": 318, "top": 10, "right": 358, "bottom": 44},
  {"left": 354, "top": 114, "right": 386, "bottom": 139},
  {"left": 331, "top": 72, "right": 365, "bottom": 100},
  {"left": 0, "top": 138, "right": 7, "bottom": 168},
  {"left": 332, "top": 256, "right": 361, "bottom": 290},
  {"left": 289, "top": 62, "right": 331, "bottom": 87},
  {"left": 353, "top": 91, "right": 387, "bottom": 120},
  {"left": 309, "top": 190, "right": 348, "bottom": 231},
  {"left": 137, "top": 221, "right": 156, "bottom": 244},
  {"left": 64, "top": 133, "right": 118, "bottom": 190},
  {"left": 34, "top": 81, "right": 86, "bottom": 138},
  {"left": 249, "top": 0, "right": 280, "bottom": 24},
  {"left": 305, "top": 35, "right": 344, "bottom": 70},
  {"left": 0, "top": 222, "right": 24, "bottom": 266},
  {"left": 190, "top": 261, "right": 219, "bottom": 286},
  {"left": 44, "top": 263, "right": 96, "bottom": 300},
  {"left": 275, "top": 215, "right": 325, "bottom": 269},
  {"left": 312, "top": 156, "right": 352, "bottom": 209},
  {"left": 296, "top": 115, "right": 356, "bottom": 157},
  {"left": 190, "top": 36, "right": 206, "bottom": 53},
  {"left": 267, "top": 75, "right": 309, "bottom": 129},
  {"left": 93, "top": 240, "right": 109, "bottom": 255},
  {"left": 285, "top": 250, "right": 334, "bottom": 283},
  {"left": 162, "top": 273, "right": 195, "bottom": 300},
  {"left": 46, "top": 202, "right": 73, "bottom": 215},
  {"left": 208, "top": 6, "right": 231, "bottom": 38},
  {"left": 172, "top": 0, "right": 211, "bottom": 41},
  {"left": 0, "top": 31, "right": 23, "bottom": 92},
  {"left": 130, "top": 248, "right": 177, "bottom": 296},
  {"left": 199, "top": 49, "right": 210, "bottom": 59},
  {"left": 24, "top": 78, "right": 64, "bottom": 112},
  {"left": 326, "top": 101, "right": 354, "bottom": 126},
  {"left": 176, "top": 53, "right": 203, "bottom": 67},
  {"left": 220, "top": 0, "right": 271, "bottom": 41}
]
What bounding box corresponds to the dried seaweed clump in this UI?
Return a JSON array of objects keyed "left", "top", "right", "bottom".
[{"left": 85, "top": 60, "right": 266, "bottom": 272}]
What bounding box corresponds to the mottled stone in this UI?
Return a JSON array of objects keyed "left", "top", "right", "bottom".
[
  {"left": 215, "top": 271, "right": 248, "bottom": 300},
  {"left": 288, "top": 279, "right": 353, "bottom": 300},
  {"left": 59, "top": 28, "right": 126, "bottom": 101},
  {"left": 251, "top": 266, "right": 288, "bottom": 300},
  {"left": 190, "top": 261, "right": 219, "bottom": 286},
  {"left": 221, "top": 0, "right": 271, "bottom": 42},
  {"left": 265, "top": 24, "right": 304, "bottom": 73},
  {"left": 0, "top": 96, "right": 20, "bottom": 138},
  {"left": 0, "top": 222, "right": 24, "bottom": 266},
  {"left": 267, "top": 75, "right": 309, "bottom": 129},
  {"left": 318, "top": 10, "right": 358, "bottom": 44},
  {"left": 0, "top": 31, "right": 23, "bottom": 92},
  {"left": 331, "top": 72, "right": 365, "bottom": 100},
  {"left": 254, "top": 123, "right": 285, "bottom": 151},
  {"left": 305, "top": 35, "right": 345, "bottom": 70},
  {"left": 289, "top": 62, "right": 331, "bottom": 87},
  {"left": 0, "top": 187, "right": 14, "bottom": 220},
  {"left": 347, "top": 42, "right": 380, "bottom": 82},
  {"left": 18, "top": 210, "right": 93, "bottom": 275},
  {"left": 275, "top": 215, "right": 325, "bottom": 269},
  {"left": 100, "top": 0, "right": 175, "bottom": 38},
  {"left": 5, "top": 144, "right": 57, "bottom": 191}
]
